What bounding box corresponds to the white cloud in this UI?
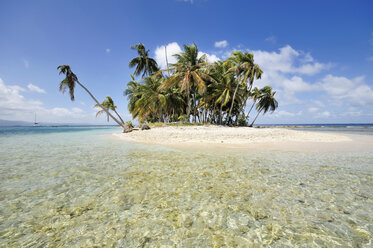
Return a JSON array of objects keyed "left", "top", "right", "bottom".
[
  {"left": 251, "top": 45, "right": 331, "bottom": 76},
  {"left": 155, "top": 42, "right": 183, "bottom": 69},
  {"left": 214, "top": 40, "right": 228, "bottom": 48},
  {"left": 106, "top": 48, "right": 111, "bottom": 53},
  {"left": 264, "top": 36, "right": 276, "bottom": 43},
  {"left": 249, "top": 45, "right": 333, "bottom": 109},
  {"left": 155, "top": 42, "right": 220, "bottom": 69},
  {"left": 198, "top": 52, "right": 220, "bottom": 63},
  {"left": 316, "top": 111, "right": 331, "bottom": 118},
  {"left": 367, "top": 56, "right": 373, "bottom": 61},
  {"left": 178, "top": 0, "right": 194, "bottom": 3},
  {"left": 23, "top": 59, "right": 29, "bottom": 68},
  {"left": 308, "top": 107, "right": 319, "bottom": 113},
  {"left": 319, "top": 74, "right": 373, "bottom": 106},
  {"left": 282, "top": 76, "right": 316, "bottom": 92},
  {"left": 0, "top": 78, "right": 90, "bottom": 123},
  {"left": 276, "top": 110, "right": 302, "bottom": 117},
  {"left": 27, "top": 84, "right": 46, "bottom": 94}
]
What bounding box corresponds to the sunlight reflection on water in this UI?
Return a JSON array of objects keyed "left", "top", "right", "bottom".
[{"left": 0, "top": 127, "right": 372, "bottom": 247}]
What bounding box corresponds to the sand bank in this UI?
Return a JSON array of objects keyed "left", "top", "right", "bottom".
[{"left": 112, "top": 126, "right": 368, "bottom": 152}]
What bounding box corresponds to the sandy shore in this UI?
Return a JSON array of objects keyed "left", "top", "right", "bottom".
[{"left": 112, "top": 126, "right": 366, "bottom": 152}]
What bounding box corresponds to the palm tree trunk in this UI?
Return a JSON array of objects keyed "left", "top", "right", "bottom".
[
  {"left": 248, "top": 100, "right": 256, "bottom": 116},
  {"left": 234, "top": 113, "right": 240, "bottom": 126},
  {"left": 219, "top": 104, "right": 223, "bottom": 125},
  {"left": 249, "top": 109, "right": 262, "bottom": 127},
  {"left": 113, "top": 109, "right": 125, "bottom": 124},
  {"left": 226, "top": 82, "right": 240, "bottom": 125},
  {"left": 193, "top": 94, "right": 197, "bottom": 123},
  {"left": 76, "top": 80, "right": 125, "bottom": 128},
  {"left": 186, "top": 91, "right": 191, "bottom": 123}
]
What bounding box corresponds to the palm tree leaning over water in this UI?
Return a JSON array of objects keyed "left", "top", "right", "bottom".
[
  {"left": 249, "top": 86, "right": 278, "bottom": 127},
  {"left": 57, "top": 65, "right": 125, "bottom": 128},
  {"left": 157, "top": 43, "right": 216, "bottom": 122},
  {"left": 129, "top": 43, "right": 159, "bottom": 77},
  {"left": 95, "top": 96, "right": 125, "bottom": 124}
]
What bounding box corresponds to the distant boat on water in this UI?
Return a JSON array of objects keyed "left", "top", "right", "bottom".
[{"left": 33, "top": 113, "right": 40, "bottom": 127}]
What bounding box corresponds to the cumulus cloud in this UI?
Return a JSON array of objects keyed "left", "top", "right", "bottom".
[
  {"left": 319, "top": 74, "right": 373, "bottom": 106},
  {"left": 214, "top": 40, "right": 228, "bottom": 48},
  {"left": 308, "top": 107, "right": 319, "bottom": 113},
  {"left": 316, "top": 111, "right": 331, "bottom": 118},
  {"left": 27, "top": 84, "right": 46, "bottom": 94},
  {"left": 106, "top": 48, "right": 111, "bottom": 53},
  {"left": 251, "top": 45, "right": 332, "bottom": 76},
  {"left": 155, "top": 42, "right": 183, "bottom": 69},
  {"left": 282, "top": 76, "right": 316, "bottom": 92},
  {"left": 155, "top": 42, "right": 220, "bottom": 69},
  {"left": 0, "top": 78, "right": 90, "bottom": 123},
  {"left": 276, "top": 110, "right": 303, "bottom": 117},
  {"left": 198, "top": 52, "right": 220, "bottom": 63}
]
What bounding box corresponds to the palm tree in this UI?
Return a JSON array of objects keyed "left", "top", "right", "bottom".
[
  {"left": 210, "top": 61, "right": 236, "bottom": 124},
  {"left": 157, "top": 43, "right": 216, "bottom": 122},
  {"left": 124, "top": 75, "right": 142, "bottom": 120},
  {"left": 57, "top": 65, "right": 125, "bottom": 128},
  {"left": 225, "top": 51, "right": 263, "bottom": 124},
  {"left": 133, "top": 76, "right": 168, "bottom": 122},
  {"left": 249, "top": 86, "right": 278, "bottom": 127},
  {"left": 247, "top": 87, "right": 261, "bottom": 116},
  {"left": 95, "top": 96, "right": 125, "bottom": 124},
  {"left": 129, "top": 43, "right": 159, "bottom": 77}
]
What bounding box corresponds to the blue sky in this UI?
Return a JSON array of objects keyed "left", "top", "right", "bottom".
[{"left": 0, "top": 0, "right": 372, "bottom": 124}]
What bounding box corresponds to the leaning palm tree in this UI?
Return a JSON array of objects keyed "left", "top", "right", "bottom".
[
  {"left": 95, "top": 96, "right": 125, "bottom": 124},
  {"left": 57, "top": 65, "right": 125, "bottom": 128},
  {"left": 129, "top": 43, "right": 159, "bottom": 77},
  {"left": 157, "top": 43, "right": 216, "bottom": 122},
  {"left": 247, "top": 87, "right": 262, "bottom": 116},
  {"left": 249, "top": 86, "right": 278, "bottom": 127},
  {"left": 225, "top": 51, "right": 263, "bottom": 124}
]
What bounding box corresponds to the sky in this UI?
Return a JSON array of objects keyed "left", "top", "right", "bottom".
[{"left": 0, "top": 0, "right": 372, "bottom": 124}]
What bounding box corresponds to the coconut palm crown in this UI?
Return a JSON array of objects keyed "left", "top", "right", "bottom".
[
  {"left": 250, "top": 86, "right": 278, "bottom": 127},
  {"left": 58, "top": 65, "right": 78, "bottom": 101},
  {"left": 157, "top": 43, "right": 216, "bottom": 121},
  {"left": 129, "top": 43, "right": 159, "bottom": 77},
  {"left": 57, "top": 65, "right": 126, "bottom": 128},
  {"left": 95, "top": 96, "right": 125, "bottom": 124}
]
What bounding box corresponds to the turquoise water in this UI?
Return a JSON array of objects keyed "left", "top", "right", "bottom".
[{"left": 0, "top": 127, "right": 372, "bottom": 247}]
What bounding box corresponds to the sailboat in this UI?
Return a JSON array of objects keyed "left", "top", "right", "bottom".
[{"left": 33, "top": 113, "right": 40, "bottom": 127}]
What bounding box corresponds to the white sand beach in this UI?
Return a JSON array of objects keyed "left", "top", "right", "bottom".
[{"left": 113, "top": 126, "right": 365, "bottom": 152}]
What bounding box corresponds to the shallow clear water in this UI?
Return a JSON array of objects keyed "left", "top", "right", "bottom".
[{"left": 0, "top": 127, "right": 372, "bottom": 247}]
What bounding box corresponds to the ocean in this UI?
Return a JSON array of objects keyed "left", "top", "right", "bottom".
[{"left": 0, "top": 125, "right": 372, "bottom": 247}]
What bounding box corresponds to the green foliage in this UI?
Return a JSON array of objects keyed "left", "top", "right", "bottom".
[
  {"left": 129, "top": 43, "right": 159, "bottom": 77},
  {"left": 237, "top": 114, "right": 248, "bottom": 127},
  {"left": 124, "top": 43, "right": 278, "bottom": 126},
  {"left": 125, "top": 121, "right": 133, "bottom": 128}
]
